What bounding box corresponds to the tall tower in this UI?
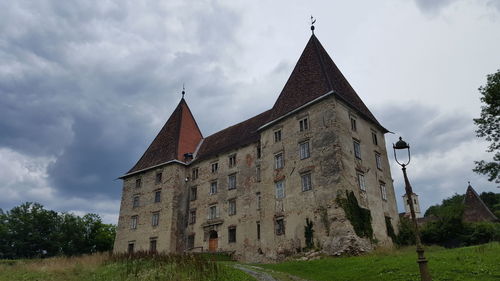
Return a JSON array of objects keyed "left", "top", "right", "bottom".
[{"left": 403, "top": 193, "right": 422, "bottom": 218}]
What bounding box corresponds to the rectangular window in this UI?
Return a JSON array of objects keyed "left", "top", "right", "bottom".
[
  {"left": 189, "top": 209, "right": 196, "bottom": 224},
  {"left": 130, "top": 216, "right": 138, "bottom": 229},
  {"left": 357, "top": 173, "right": 366, "bottom": 191},
  {"left": 301, "top": 173, "right": 312, "bottom": 191},
  {"left": 152, "top": 212, "right": 159, "bottom": 227},
  {"left": 228, "top": 199, "right": 236, "bottom": 216},
  {"left": 149, "top": 239, "right": 157, "bottom": 252},
  {"left": 190, "top": 186, "right": 197, "bottom": 201},
  {"left": 353, "top": 140, "right": 361, "bottom": 159},
  {"left": 210, "top": 181, "right": 218, "bottom": 195},
  {"left": 256, "top": 165, "right": 261, "bottom": 182},
  {"left": 192, "top": 168, "right": 199, "bottom": 180},
  {"left": 128, "top": 242, "right": 134, "bottom": 254},
  {"left": 229, "top": 154, "right": 236, "bottom": 167},
  {"left": 132, "top": 196, "right": 140, "bottom": 208},
  {"left": 155, "top": 172, "right": 162, "bottom": 184},
  {"left": 372, "top": 131, "right": 378, "bottom": 145},
  {"left": 208, "top": 205, "right": 218, "bottom": 220},
  {"left": 187, "top": 234, "right": 195, "bottom": 249},
  {"left": 275, "top": 180, "right": 285, "bottom": 199},
  {"left": 257, "top": 221, "right": 261, "bottom": 240},
  {"left": 299, "top": 141, "right": 310, "bottom": 159},
  {"left": 275, "top": 218, "right": 285, "bottom": 235},
  {"left": 375, "top": 152, "right": 382, "bottom": 170},
  {"left": 380, "top": 183, "right": 387, "bottom": 201},
  {"left": 257, "top": 142, "right": 261, "bottom": 158},
  {"left": 135, "top": 178, "right": 141, "bottom": 188},
  {"left": 256, "top": 192, "right": 261, "bottom": 210},
  {"left": 275, "top": 152, "right": 284, "bottom": 169},
  {"left": 228, "top": 174, "right": 237, "bottom": 190},
  {"left": 211, "top": 162, "right": 218, "bottom": 173},
  {"left": 154, "top": 190, "right": 161, "bottom": 203},
  {"left": 274, "top": 130, "right": 282, "bottom": 142},
  {"left": 351, "top": 117, "right": 357, "bottom": 131},
  {"left": 228, "top": 227, "right": 236, "bottom": 243},
  {"left": 299, "top": 117, "right": 309, "bottom": 132}
]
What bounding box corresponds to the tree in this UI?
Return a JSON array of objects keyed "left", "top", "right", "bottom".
[{"left": 473, "top": 69, "right": 500, "bottom": 185}]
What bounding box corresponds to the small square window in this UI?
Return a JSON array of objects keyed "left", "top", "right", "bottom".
[
  {"left": 275, "top": 152, "right": 284, "bottom": 169},
  {"left": 229, "top": 154, "right": 236, "bottom": 167},
  {"left": 274, "top": 130, "right": 282, "bottom": 142},
  {"left": 372, "top": 131, "right": 378, "bottom": 146},
  {"left": 357, "top": 173, "right": 366, "bottom": 191},
  {"left": 353, "top": 140, "right": 361, "bottom": 159},
  {"left": 301, "top": 173, "right": 312, "bottom": 191},
  {"left": 208, "top": 205, "right": 218, "bottom": 220},
  {"left": 228, "top": 227, "right": 236, "bottom": 243},
  {"left": 275, "top": 180, "right": 285, "bottom": 199},
  {"left": 130, "top": 216, "right": 138, "bottom": 229},
  {"left": 192, "top": 168, "right": 199, "bottom": 180},
  {"left": 154, "top": 190, "right": 161, "bottom": 203},
  {"left": 299, "top": 117, "right": 309, "bottom": 132},
  {"left": 190, "top": 186, "right": 197, "bottom": 201},
  {"left": 351, "top": 118, "right": 357, "bottom": 131},
  {"left": 189, "top": 209, "right": 196, "bottom": 224},
  {"left": 380, "top": 183, "right": 387, "bottom": 201},
  {"left": 132, "top": 196, "right": 140, "bottom": 208},
  {"left": 149, "top": 239, "right": 157, "bottom": 252},
  {"left": 210, "top": 181, "right": 218, "bottom": 195},
  {"left": 211, "top": 162, "right": 218, "bottom": 173},
  {"left": 275, "top": 218, "right": 285, "bottom": 235},
  {"left": 152, "top": 213, "right": 160, "bottom": 227},
  {"left": 228, "top": 174, "right": 237, "bottom": 190},
  {"left": 299, "top": 141, "right": 310, "bottom": 159},
  {"left": 155, "top": 172, "right": 162, "bottom": 184},
  {"left": 228, "top": 199, "right": 236, "bottom": 216},
  {"left": 135, "top": 178, "right": 141, "bottom": 188},
  {"left": 375, "top": 152, "right": 382, "bottom": 170}
]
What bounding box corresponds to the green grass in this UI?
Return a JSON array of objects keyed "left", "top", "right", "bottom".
[
  {"left": 260, "top": 242, "right": 500, "bottom": 281},
  {"left": 0, "top": 253, "right": 255, "bottom": 281}
]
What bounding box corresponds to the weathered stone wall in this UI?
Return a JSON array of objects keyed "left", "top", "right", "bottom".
[
  {"left": 113, "top": 163, "right": 184, "bottom": 253},
  {"left": 114, "top": 95, "right": 400, "bottom": 259}
]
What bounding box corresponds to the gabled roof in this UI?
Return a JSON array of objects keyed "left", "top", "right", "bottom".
[
  {"left": 196, "top": 110, "right": 271, "bottom": 161},
  {"left": 267, "top": 35, "right": 387, "bottom": 132},
  {"left": 463, "top": 184, "right": 498, "bottom": 223},
  {"left": 126, "top": 98, "right": 202, "bottom": 175}
]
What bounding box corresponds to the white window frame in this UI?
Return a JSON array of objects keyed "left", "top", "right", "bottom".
[
  {"left": 228, "top": 199, "right": 236, "bottom": 216},
  {"left": 189, "top": 209, "right": 196, "bottom": 224},
  {"left": 353, "top": 140, "right": 361, "bottom": 159},
  {"left": 131, "top": 216, "right": 138, "bottom": 229},
  {"left": 299, "top": 141, "right": 310, "bottom": 159},
  {"left": 275, "top": 152, "right": 284, "bottom": 169},
  {"left": 274, "top": 129, "right": 282, "bottom": 142},
  {"left": 208, "top": 205, "right": 218, "bottom": 220},
  {"left": 357, "top": 172, "right": 366, "bottom": 191},
  {"left": 301, "top": 173, "right": 312, "bottom": 191},
  {"left": 375, "top": 152, "right": 382, "bottom": 170},
  {"left": 228, "top": 174, "right": 237, "bottom": 190},
  {"left": 275, "top": 180, "right": 285, "bottom": 199},
  {"left": 152, "top": 212, "right": 159, "bottom": 227},
  {"left": 211, "top": 162, "right": 218, "bottom": 173},
  {"left": 380, "top": 183, "right": 387, "bottom": 201},
  {"left": 210, "top": 181, "right": 218, "bottom": 195},
  {"left": 154, "top": 190, "right": 161, "bottom": 203},
  {"left": 229, "top": 154, "right": 236, "bottom": 167},
  {"left": 299, "top": 117, "right": 309, "bottom": 132}
]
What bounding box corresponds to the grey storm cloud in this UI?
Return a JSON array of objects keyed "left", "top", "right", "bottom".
[
  {"left": 414, "top": 0, "right": 500, "bottom": 15},
  {"left": 0, "top": 0, "right": 243, "bottom": 202}
]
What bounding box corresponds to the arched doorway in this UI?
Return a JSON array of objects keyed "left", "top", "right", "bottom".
[{"left": 208, "top": 230, "right": 218, "bottom": 252}]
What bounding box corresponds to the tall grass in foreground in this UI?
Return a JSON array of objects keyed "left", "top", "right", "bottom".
[{"left": 0, "top": 251, "right": 254, "bottom": 281}]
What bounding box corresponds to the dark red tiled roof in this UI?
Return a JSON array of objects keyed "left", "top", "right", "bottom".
[
  {"left": 195, "top": 110, "right": 272, "bottom": 161},
  {"left": 126, "top": 99, "right": 202, "bottom": 174},
  {"left": 268, "top": 35, "right": 387, "bottom": 132}
]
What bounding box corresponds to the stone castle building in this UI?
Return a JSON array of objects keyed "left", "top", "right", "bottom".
[{"left": 114, "top": 32, "right": 400, "bottom": 261}]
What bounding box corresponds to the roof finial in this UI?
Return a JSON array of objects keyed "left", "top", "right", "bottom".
[
  {"left": 310, "top": 15, "right": 316, "bottom": 34},
  {"left": 468, "top": 181, "right": 471, "bottom": 187},
  {"left": 182, "top": 84, "right": 185, "bottom": 99}
]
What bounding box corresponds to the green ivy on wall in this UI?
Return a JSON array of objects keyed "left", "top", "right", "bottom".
[
  {"left": 385, "top": 216, "right": 397, "bottom": 242},
  {"left": 336, "top": 190, "right": 373, "bottom": 239}
]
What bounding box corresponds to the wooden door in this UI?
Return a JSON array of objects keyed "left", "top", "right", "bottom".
[{"left": 208, "top": 238, "right": 217, "bottom": 252}]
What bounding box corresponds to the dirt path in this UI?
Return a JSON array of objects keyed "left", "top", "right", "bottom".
[{"left": 233, "top": 264, "right": 309, "bottom": 281}]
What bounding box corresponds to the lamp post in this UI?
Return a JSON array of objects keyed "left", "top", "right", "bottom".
[{"left": 393, "top": 137, "right": 432, "bottom": 281}]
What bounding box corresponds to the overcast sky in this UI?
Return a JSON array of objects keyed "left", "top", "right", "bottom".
[{"left": 1, "top": 0, "right": 499, "bottom": 223}]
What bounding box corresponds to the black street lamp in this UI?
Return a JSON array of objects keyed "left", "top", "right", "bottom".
[{"left": 393, "top": 137, "right": 432, "bottom": 281}]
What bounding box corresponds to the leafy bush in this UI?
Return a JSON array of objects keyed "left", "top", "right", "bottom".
[
  {"left": 394, "top": 216, "right": 415, "bottom": 246},
  {"left": 336, "top": 191, "right": 373, "bottom": 239}
]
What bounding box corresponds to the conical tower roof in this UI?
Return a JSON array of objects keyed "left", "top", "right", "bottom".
[
  {"left": 126, "top": 98, "right": 202, "bottom": 175},
  {"left": 463, "top": 184, "right": 498, "bottom": 222},
  {"left": 267, "top": 34, "right": 387, "bottom": 132}
]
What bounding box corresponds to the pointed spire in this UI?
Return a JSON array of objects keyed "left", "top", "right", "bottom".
[{"left": 463, "top": 184, "right": 498, "bottom": 222}]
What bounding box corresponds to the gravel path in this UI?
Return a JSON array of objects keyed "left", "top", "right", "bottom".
[{"left": 233, "top": 264, "right": 278, "bottom": 281}]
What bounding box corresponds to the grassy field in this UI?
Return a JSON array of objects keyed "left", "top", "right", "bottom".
[
  {"left": 0, "top": 252, "right": 254, "bottom": 281},
  {"left": 260, "top": 242, "right": 500, "bottom": 281}
]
